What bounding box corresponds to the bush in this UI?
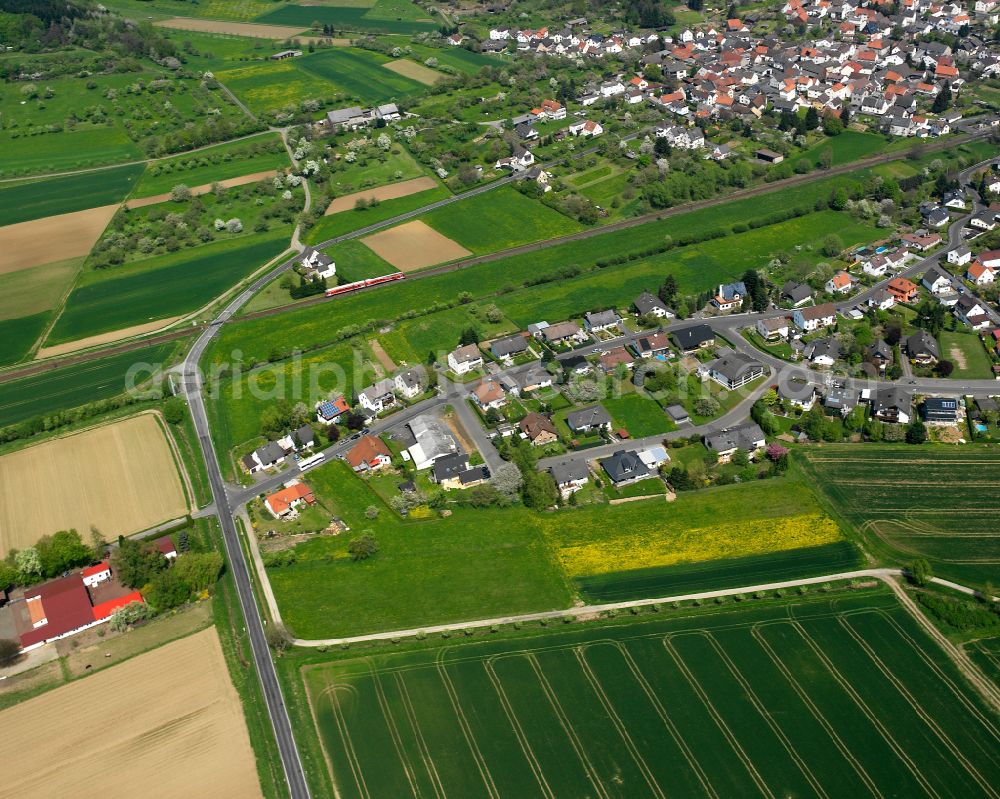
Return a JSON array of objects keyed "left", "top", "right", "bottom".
[
  {"left": 0, "top": 638, "right": 20, "bottom": 666},
  {"left": 109, "top": 601, "right": 152, "bottom": 632}
]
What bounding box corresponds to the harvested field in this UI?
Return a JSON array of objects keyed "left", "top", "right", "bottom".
[
  {"left": 154, "top": 16, "right": 308, "bottom": 38},
  {"left": 0, "top": 204, "right": 118, "bottom": 275},
  {"left": 382, "top": 58, "right": 441, "bottom": 84},
  {"left": 0, "top": 413, "right": 189, "bottom": 556},
  {"left": 125, "top": 170, "right": 280, "bottom": 209},
  {"left": 1, "top": 627, "right": 263, "bottom": 799},
  {"left": 324, "top": 176, "right": 437, "bottom": 215},
  {"left": 361, "top": 219, "right": 471, "bottom": 271},
  {"left": 34, "top": 316, "right": 183, "bottom": 360}
]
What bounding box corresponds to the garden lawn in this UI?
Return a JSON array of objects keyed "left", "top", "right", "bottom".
[
  {"left": 419, "top": 186, "right": 583, "bottom": 254},
  {"left": 0, "top": 341, "right": 181, "bottom": 427},
  {"left": 48, "top": 232, "right": 288, "bottom": 343},
  {"left": 603, "top": 393, "right": 673, "bottom": 438},
  {"left": 0, "top": 164, "right": 144, "bottom": 226},
  {"left": 938, "top": 330, "right": 993, "bottom": 379}
]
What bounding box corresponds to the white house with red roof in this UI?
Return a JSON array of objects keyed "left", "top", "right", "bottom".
[
  {"left": 265, "top": 481, "right": 316, "bottom": 519},
  {"left": 82, "top": 562, "right": 111, "bottom": 588}
]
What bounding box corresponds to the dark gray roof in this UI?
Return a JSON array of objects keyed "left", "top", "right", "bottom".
[
  {"left": 566, "top": 405, "right": 612, "bottom": 431},
  {"left": 704, "top": 422, "right": 766, "bottom": 453},
  {"left": 710, "top": 351, "right": 766, "bottom": 381},
  {"left": 432, "top": 453, "right": 470, "bottom": 482},
  {"left": 633, "top": 291, "right": 669, "bottom": 315},
  {"left": 550, "top": 459, "right": 589, "bottom": 485},
  {"left": 294, "top": 424, "right": 315, "bottom": 448},
  {"left": 491, "top": 334, "right": 529, "bottom": 357},
  {"left": 905, "top": 330, "right": 940, "bottom": 359},
  {"left": 672, "top": 324, "right": 715, "bottom": 350},
  {"left": 599, "top": 449, "right": 650, "bottom": 483},
  {"left": 805, "top": 337, "right": 840, "bottom": 361},
  {"left": 872, "top": 386, "right": 912, "bottom": 415}
]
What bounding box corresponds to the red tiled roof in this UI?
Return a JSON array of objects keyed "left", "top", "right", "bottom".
[
  {"left": 266, "top": 483, "right": 315, "bottom": 515},
  {"left": 92, "top": 591, "right": 144, "bottom": 621},
  {"left": 154, "top": 536, "right": 176, "bottom": 557},
  {"left": 345, "top": 436, "right": 391, "bottom": 469},
  {"left": 82, "top": 562, "right": 110, "bottom": 578},
  {"left": 19, "top": 574, "right": 95, "bottom": 648}
]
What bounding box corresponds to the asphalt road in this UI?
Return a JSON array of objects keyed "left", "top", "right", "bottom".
[{"left": 181, "top": 305, "right": 312, "bottom": 798}]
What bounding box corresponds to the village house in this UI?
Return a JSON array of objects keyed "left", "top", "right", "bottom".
[
  {"left": 792, "top": 302, "right": 837, "bottom": 332},
  {"left": 922, "top": 396, "right": 959, "bottom": 425},
  {"left": 599, "top": 347, "right": 635, "bottom": 372},
  {"left": 630, "top": 332, "right": 672, "bottom": 359},
  {"left": 566, "top": 405, "right": 612, "bottom": 434},
  {"left": 954, "top": 295, "right": 992, "bottom": 330},
  {"left": 922, "top": 265, "right": 955, "bottom": 294},
  {"left": 447, "top": 343, "right": 484, "bottom": 375},
  {"left": 316, "top": 395, "right": 350, "bottom": 425},
  {"left": 599, "top": 449, "right": 651, "bottom": 485},
  {"left": 393, "top": 366, "right": 426, "bottom": 400},
  {"left": 756, "top": 317, "right": 789, "bottom": 340},
  {"left": 672, "top": 323, "right": 716, "bottom": 351},
  {"left": 472, "top": 379, "right": 507, "bottom": 410},
  {"left": 703, "top": 351, "right": 766, "bottom": 389},
  {"left": 825, "top": 270, "right": 854, "bottom": 295},
  {"left": 299, "top": 247, "right": 336, "bottom": 281},
  {"left": 542, "top": 321, "right": 585, "bottom": 345},
  {"left": 358, "top": 378, "right": 396, "bottom": 413},
  {"left": 519, "top": 412, "right": 558, "bottom": 445},
  {"left": 712, "top": 281, "right": 747, "bottom": 312},
  {"left": 406, "top": 415, "right": 458, "bottom": 470},
  {"left": 871, "top": 386, "right": 912, "bottom": 424},
  {"left": 345, "top": 436, "right": 392, "bottom": 472},
  {"left": 780, "top": 281, "right": 813, "bottom": 307},
  {"left": 491, "top": 333, "right": 530, "bottom": 361},
  {"left": 905, "top": 329, "right": 940, "bottom": 365},
  {"left": 948, "top": 245, "right": 972, "bottom": 266},
  {"left": 633, "top": 291, "right": 674, "bottom": 318},
  {"left": 804, "top": 337, "right": 841, "bottom": 367},
  {"left": 703, "top": 422, "right": 766, "bottom": 462},
  {"left": 583, "top": 309, "right": 622, "bottom": 332},
  {"left": 549, "top": 459, "right": 590, "bottom": 496},
  {"left": 967, "top": 261, "right": 996, "bottom": 286},
  {"left": 886, "top": 276, "right": 919, "bottom": 303},
  {"left": 264, "top": 482, "right": 315, "bottom": 519}
]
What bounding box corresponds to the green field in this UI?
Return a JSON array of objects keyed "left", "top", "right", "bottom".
[
  {"left": 260, "top": 464, "right": 845, "bottom": 638},
  {"left": 323, "top": 239, "right": 398, "bottom": 282},
  {"left": 401, "top": 42, "right": 494, "bottom": 74},
  {"left": 420, "top": 186, "right": 583, "bottom": 254},
  {"left": 131, "top": 134, "right": 288, "bottom": 197},
  {"left": 104, "top": 0, "right": 276, "bottom": 21},
  {"left": 0, "top": 312, "right": 50, "bottom": 367},
  {"left": 0, "top": 341, "right": 181, "bottom": 428},
  {"left": 577, "top": 541, "right": 862, "bottom": 601},
  {"left": 257, "top": 2, "right": 439, "bottom": 34},
  {"left": 0, "top": 127, "right": 143, "bottom": 177},
  {"left": 305, "top": 184, "right": 450, "bottom": 243},
  {"left": 48, "top": 232, "right": 289, "bottom": 344},
  {"left": 795, "top": 131, "right": 889, "bottom": 168},
  {"left": 294, "top": 48, "right": 428, "bottom": 103},
  {"left": 213, "top": 168, "right": 876, "bottom": 365},
  {"left": 0, "top": 164, "right": 144, "bottom": 226},
  {"left": 264, "top": 462, "right": 572, "bottom": 639},
  {"left": 797, "top": 446, "right": 1000, "bottom": 587},
  {"left": 0, "top": 258, "right": 80, "bottom": 323},
  {"left": 301, "top": 591, "right": 1000, "bottom": 798},
  {"left": 938, "top": 330, "right": 994, "bottom": 379}
]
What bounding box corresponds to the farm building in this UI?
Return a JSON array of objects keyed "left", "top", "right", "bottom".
[{"left": 13, "top": 568, "right": 145, "bottom": 652}]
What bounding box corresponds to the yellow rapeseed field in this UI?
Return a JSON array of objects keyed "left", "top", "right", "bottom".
[{"left": 551, "top": 513, "right": 841, "bottom": 577}]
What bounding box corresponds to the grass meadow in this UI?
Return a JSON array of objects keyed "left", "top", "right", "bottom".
[
  {"left": 938, "top": 330, "right": 994, "bottom": 380},
  {"left": 131, "top": 133, "right": 288, "bottom": 197},
  {"left": 300, "top": 590, "right": 1000, "bottom": 798},
  {"left": 0, "top": 341, "right": 181, "bottom": 428},
  {"left": 261, "top": 463, "right": 850, "bottom": 639},
  {"left": 257, "top": 2, "right": 439, "bottom": 34},
  {"left": 294, "top": 48, "right": 427, "bottom": 103},
  {"left": 306, "top": 184, "right": 450, "bottom": 243},
  {"left": 48, "top": 232, "right": 289, "bottom": 344},
  {"left": 797, "top": 445, "right": 1000, "bottom": 587},
  {"left": 217, "top": 168, "right": 875, "bottom": 365},
  {"left": 0, "top": 164, "right": 144, "bottom": 225},
  {"left": 420, "top": 186, "right": 584, "bottom": 254}
]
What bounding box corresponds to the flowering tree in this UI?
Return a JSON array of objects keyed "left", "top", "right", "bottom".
[{"left": 766, "top": 443, "right": 789, "bottom": 461}]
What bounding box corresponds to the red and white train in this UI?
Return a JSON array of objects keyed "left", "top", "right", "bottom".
[{"left": 324, "top": 272, "right": 405, "bottom": 297}]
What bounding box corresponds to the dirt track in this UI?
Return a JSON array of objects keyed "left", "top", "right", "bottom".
[
  {"left": 0, "top": 413, "right": 189, "bottom": 555},
  {"left": 1, "top": 627, "right": 264, "bottom": 799},
  {"left": 154, "top": 16, "right": 309, "bottom": 38},
  {"left": 34, "top": 316, "right": 183, "bottom": 359}
]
